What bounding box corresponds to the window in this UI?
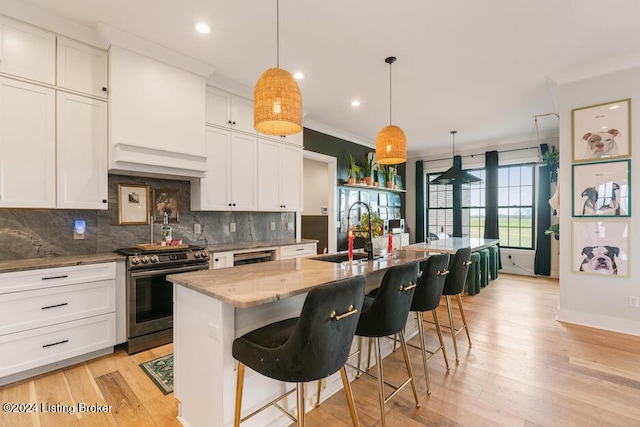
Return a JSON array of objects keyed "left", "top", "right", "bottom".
[
  {"left": 462, "top": 170, "right": 485, "bottom": 239},
  {"left": 426, "top": 174, "right": 453, "bottom": 238},
  {"left": 498, "top": 165, "right": 535, "bottom": 249},
  {"left": 425, "top": 164, "right": 535, "bottom": 250}
]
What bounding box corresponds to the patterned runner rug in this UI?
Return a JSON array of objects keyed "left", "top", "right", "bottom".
[{"left": 139, "top": 353, "right": 174, "bottom": 395}]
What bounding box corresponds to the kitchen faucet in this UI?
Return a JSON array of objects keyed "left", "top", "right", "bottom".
[{"left": 347, "top": 201, "right": 374, "bottom": 260}]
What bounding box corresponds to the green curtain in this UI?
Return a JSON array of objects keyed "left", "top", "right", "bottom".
[
  {"left": 534, "top": 145, "right": 551, "bottom": 276},
  {"left": 415, "top": 161, "right": 425, "bottom": 242},
  {"left": 484, "top": 151, "right": 501, "bottom": 268},
  {"left": 452, "top": 155, "right": 462, "bottom": 237}
]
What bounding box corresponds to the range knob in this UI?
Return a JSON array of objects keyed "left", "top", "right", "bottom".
[
  {"left": 141, "top": 256, "right": 150, "bottom": 264},
  {"left": 194, "top": 252, "right": 201, "bottom": 258},
  {"left": 201, "top": 251, "right": 209, "bottom": 258},
  {"left": 150, "top": 255, "right": 160, "bottom": 263},
  {"left": 131, "top": 257, "right": 140, "bottom": 265}
]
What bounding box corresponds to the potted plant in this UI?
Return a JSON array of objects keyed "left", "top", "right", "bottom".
[
  {"left": 347, "top": 153, "right": 361, "bottom": 184},
  {"left": 542, "top": 147, "right": 559, "bottom": 183},
  {"left": 544, "top": 223, "right": 559, "bottom": 240},
  {"left": 380, "top": 165, "right": 396, "bottom": 188},
  {"left": 362, "top": 153, "right": 376, "bottom": 186}
]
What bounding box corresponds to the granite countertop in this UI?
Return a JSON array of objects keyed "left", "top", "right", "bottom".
[
  {"left": 206, "top": 238, "right": 318, "bottom": 253},
  {"left": 168, "top": 249, "right": 429, "bottom": 308},
  {"left": 0, "top": 253, "right": 125, "bottom": 274}
]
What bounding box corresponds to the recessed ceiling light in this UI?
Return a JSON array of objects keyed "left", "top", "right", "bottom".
[
  {"left": 609, "top": 105, "right": 620, "bottom": 110},
  {"left": 601, "top": 126, "right": 609, "bottom": 129},
  {"left": 293, "top": 72, "right": 305, "bottom": 80},
  {"left": 194, "top": 23, "right": 211, "bottom": 34},
  {"left": 351, "top": 100, "right": 361, "bottom": 107}
]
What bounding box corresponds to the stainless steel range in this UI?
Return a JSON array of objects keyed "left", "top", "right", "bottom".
[{"left": 115, "top": 245, "right": 210, "bottom": 354}]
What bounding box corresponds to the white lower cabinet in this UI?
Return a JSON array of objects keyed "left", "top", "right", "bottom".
[
  {"left": 211, "top": 252, "right": 234, "bottom": 269},
  {"left": 278, "top": 243, "right": 317, "bottom": 260},
  {"left": 0, "top": 263, "right": 117, "bottom": 382},
  {"left": 257, "top": 139, "right": 303, "bottom": 212}
]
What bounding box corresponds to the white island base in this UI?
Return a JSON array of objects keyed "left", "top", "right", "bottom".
[{"left": 170, "top": 254, "right": 428, "bottom": 427}]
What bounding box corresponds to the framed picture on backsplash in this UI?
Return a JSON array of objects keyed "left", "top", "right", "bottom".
[
  {"left": 118, "top": 184, "right": 149, "bottom": 225},
  {"left": 154, "top": 190, "right": 180, "bottom": 223}
]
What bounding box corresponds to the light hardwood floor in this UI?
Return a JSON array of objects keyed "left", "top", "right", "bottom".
[{"left": 1, "top": 274, "right": 639, "bottom": 426}]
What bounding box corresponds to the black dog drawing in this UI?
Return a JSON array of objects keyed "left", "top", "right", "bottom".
[{"left": 579, "top": 246, "right": 619, "bottom": 275}]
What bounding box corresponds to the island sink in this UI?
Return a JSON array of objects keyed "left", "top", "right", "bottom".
[{"left": 311, "top": 252, "right": 371, "bottom": 263}]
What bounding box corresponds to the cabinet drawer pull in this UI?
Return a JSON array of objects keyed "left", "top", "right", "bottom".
[
  {"left": 41, "top": 275, "right": 68, "bottom": 281},
  {"left": 296, "top": 248, "right": 304, "bottom": 251},
  {"left": 41, "top": 302, "right": 69, "bottom": 310},
  {"left": 42, "top": 339, "right": 69, "bottom": 348}
]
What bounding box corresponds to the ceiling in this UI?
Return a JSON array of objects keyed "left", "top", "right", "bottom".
[{"left": 11, "top": 0, "right": 640, "bottom": 157}]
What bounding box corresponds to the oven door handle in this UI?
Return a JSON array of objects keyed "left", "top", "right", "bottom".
[{"left": 129, "top": 264, "right": 208, "bottom": 278}]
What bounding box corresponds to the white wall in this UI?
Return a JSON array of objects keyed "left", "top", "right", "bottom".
[
  {"left": 303, "top": 158, "right": 329, "bottom": 215},
  {"left": 557, "top": 66, "right": 640, "bottom": 336}
]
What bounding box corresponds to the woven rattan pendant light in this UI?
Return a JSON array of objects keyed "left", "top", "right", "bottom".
[
  {"left": 254, "top": 0, "right": 302, "bottom": 136},
  {"left": 376, "top": 56, "right": 406, "bottom": 165}
]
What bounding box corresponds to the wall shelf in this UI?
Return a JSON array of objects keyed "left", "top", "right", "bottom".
[{"left": 341, "top": 183, "right": 406, "bottom": 193}]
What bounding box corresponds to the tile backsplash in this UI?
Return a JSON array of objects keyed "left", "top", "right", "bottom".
[{"left": 0, "top": 175, "right": 295, "bottom": 261}]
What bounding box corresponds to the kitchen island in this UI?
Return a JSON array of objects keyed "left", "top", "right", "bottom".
[
  {"left": 404, "top": 237, "right": 499, "bottom": 254},
  {"left": 168, "top": 250, "right": 429, "bottom": 427}
]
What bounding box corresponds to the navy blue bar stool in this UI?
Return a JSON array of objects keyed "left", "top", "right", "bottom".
[
  {"left": 410, "top": 253, "right": 451, "bottom": 394},
  {"left": 442, "top": 247, "right": 473, "bottom": 362},
  {"left": 232, "top": 275, "right": 366, "bottom": 427}
]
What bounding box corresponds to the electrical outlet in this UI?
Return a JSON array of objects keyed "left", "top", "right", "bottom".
[
  {"left": 230, "top": 222, "right": 236, "bottom": 233},
  {"left": 194, "top": 223, "right": 202, "bottom": 234},
  {"left": 208, "top": 323, "right": 220, "bottom": 341},
  {"left": 287, "top": 221, "right": 294, "bottom": 230},
  {"left": 629, "top": 296, "right": 640, "bottom": 308},
  {"left": 270, "top": 222, "right": 275, "bottom": 231}
]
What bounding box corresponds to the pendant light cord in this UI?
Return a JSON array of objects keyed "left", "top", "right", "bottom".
[
  {"left": 276, "top": 0, "right": 280, "bottom": 68},
  {"left": 389, "top": 60, "right": 393, "bottom": 125}
]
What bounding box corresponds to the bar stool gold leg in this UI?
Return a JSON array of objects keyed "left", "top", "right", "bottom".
[
  {"left": 340, "top": 366, "right": 360, "bottom": 427},
  {"left": 296, "top": 383, "right": 305, "bottom": 427},
  {"left": 315, "top": 379, "right": 322, "bottom": 407},
  {"left": 445, "top": 295, "right": 459, "bottom": 362},
  {"left": 373, "top": 337, "right": 386, "bottom": 426},
  {"left": 415, "top": 312, "right": 431, "bottom": 394},
  {"left": 432, "top": 309, "right": 450, "bottom": 371},
  {"left": 399, "top": 330, "right": 420, "bottom": 408},
  {"left": 234, "top": 363, "right": 245, "bottom": 427},
  {"left": 456, "top": 294, "right": 472, "bottom": 347}
]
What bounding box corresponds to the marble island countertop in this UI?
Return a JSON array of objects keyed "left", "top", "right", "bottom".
[
  {"left": 168, "top": 249, "right": 430, "bottom": 308},
  {"left": 0, "top": 252, "right": 125, "bottom": 274},
  {"left": 205, "top": 238, "right": 318, "bottom": 253}
]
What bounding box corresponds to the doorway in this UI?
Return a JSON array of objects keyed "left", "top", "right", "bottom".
[{"left": 301, "top": 151, "right": 337, "bottom": 254}]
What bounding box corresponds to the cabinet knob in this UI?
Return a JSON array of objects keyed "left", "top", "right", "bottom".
[
  {"left": 227, "top": 120, "right": 232, "bottom": 124},
  {"left": 214, "top": 258, "right": 219, "bottom": 262},
  {"left": 102, "top": 87, "right": 107, "bottom": 92},
  {"left": 233, "top": 203, "right": 236, "bottom": 206},
  {"left": 232, "top": 121, "right": 236, "bottom": 125},
  {"left": 228, "top": 203, "right": 232, "bottom": 207},
  {"left": 102, "top": 199, "right": 107, "bottom": 204}
]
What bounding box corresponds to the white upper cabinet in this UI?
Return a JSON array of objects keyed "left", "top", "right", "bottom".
[
  {"left": 109, "top": 46, "right": 207, "bottom": 178},
  {"left": 0, "top": 16, "right": 56, "bottom": 85},
  {"left": 0, "top": 77, "right": 55, "bottom": 208},
  {"left": 56, "top": 37, "right": 108, "bottom": 98},
  {"left": 257, "top": 139, "right": 303, "bottom": 212},
  {"left": 56, "top": 92, "right": 108, "bottom": 209},
  {"left": 206, "top": 86, "right": 255, "bottom": 134},
  {"left": 191, "top": 127, "right": 257, "bottom": 211}
]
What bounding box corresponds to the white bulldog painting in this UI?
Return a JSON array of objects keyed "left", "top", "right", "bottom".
[{"left": 572, "top": 99, "right": 630, "bottom": 162}]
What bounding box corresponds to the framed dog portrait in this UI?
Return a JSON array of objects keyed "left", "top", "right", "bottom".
[
  {"left": 572, "top": 160, "right": 630, "bottom": 217},
  {"left": 571, "top": 219, "right": 629, "bottom": 277},
  {"left": 572, "top": 98, "right": 631, "bottom": 162}
]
